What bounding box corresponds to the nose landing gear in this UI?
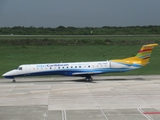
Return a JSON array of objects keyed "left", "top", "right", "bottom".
[{"left": 12, "top": 79, "right": 16, "bottom": 83}]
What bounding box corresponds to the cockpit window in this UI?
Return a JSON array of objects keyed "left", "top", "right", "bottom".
[{"left": 18, "top": 67, "right": 22, "bottom": 70}]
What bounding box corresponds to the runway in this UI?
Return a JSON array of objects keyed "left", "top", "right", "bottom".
[{"left": 0, "top": 75, "right": 160, "bottom": 120}]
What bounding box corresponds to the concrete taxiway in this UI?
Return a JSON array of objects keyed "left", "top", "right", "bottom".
[{"left": 0, "top": 75, "right": 160, "bottom": 120}]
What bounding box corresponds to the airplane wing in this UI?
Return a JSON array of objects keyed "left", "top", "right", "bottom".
[{"left": 72, "top": 71, "right": 102, "bottom": 76}]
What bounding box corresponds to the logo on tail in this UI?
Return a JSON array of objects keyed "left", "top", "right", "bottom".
[
  {"left": 136, "top": 44, "right": 158, "bottom": 59},
  {"left": 135, "top": 44, "right": 158, "bottom": 66}
]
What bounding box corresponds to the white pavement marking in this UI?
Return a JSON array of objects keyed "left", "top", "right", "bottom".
[
  {"left": 86, "top": 84, "right": 108, "bottom": 120},
  {"left": 98, "top": 106, "right": 108, "bottom": 120},
  {"left": 138, "top": 108, "right": 153, "bottom": 120},
  {"left": 62, "top": 110, "right": 67, "bottom": 120},
  {"left": 43, "top": 112, "right": 48, "bottom": 120}
]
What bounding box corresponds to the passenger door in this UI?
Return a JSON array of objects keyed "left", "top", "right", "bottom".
[{"left": 24, "top": 65, "right": 30, "bottom": 76}]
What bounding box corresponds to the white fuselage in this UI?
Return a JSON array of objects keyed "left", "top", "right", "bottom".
[{"left": 2, "top": 60, "right": 140, "bottom": 79}]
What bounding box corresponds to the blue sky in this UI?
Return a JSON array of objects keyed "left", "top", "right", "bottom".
[{"left": 0, "top": 0, "right": 160, "bottom": 27}]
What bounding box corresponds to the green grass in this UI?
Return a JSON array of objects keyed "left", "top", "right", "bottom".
[
  {"left": 0, "top": 45, "right": 160, "bottom": 77},
  {"left": 1, "top": 35, "right": 160, "bottom": 47}
]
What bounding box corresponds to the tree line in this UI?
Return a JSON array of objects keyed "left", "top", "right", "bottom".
[{"left": 0, "top": 25, "right": 160, "bottom": 35}]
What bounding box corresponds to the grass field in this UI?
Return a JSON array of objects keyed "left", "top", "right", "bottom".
[
  {"left": 0, "top": 44, "right": 160, "bottom": 78},
  {"left": 1, "top": 35, "right": 160, "bottom": 46}
]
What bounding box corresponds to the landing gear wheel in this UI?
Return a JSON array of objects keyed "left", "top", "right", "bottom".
[
  {"left": 85, "top": 78, "right": 89, "bottom": 82},
  {"left": 85, "top": 77, "right": 93, "bottom": 82},
  {"left": 89, "top": 78, "right": 93, "bottom": 82},
  {"left": 12, "top": 79, "right": 16, "bottom": 83}
]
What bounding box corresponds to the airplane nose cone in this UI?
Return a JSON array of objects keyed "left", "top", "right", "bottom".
[
  {"left": 2, "top": 73, "right": 7, "bottom": 77},
  {"left": 2, "top": 70, "right": 16, "bottom": 79}
]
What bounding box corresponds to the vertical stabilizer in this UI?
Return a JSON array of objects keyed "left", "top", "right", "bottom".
[
  {"left": 111, "top": 44, "right": 158, "bottom": 67},
  {"left": 135, "top": 44, "right": 158, "bottom": 65}
]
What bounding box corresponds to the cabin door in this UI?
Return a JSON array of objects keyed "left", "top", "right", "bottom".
[{"left": 24, "top": 65, "right": 30, "bottom": 76}]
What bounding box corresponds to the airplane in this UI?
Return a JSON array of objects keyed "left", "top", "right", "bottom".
[{"left": 2, "top": 44, "right": 158, "bottom": 83}]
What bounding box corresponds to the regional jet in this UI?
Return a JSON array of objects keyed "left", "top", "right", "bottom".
[{"left": 2, "top": 44, "right": 158, "bottom": 83}]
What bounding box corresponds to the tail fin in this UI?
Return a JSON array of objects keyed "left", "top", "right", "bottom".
[
  {"left": 111, "top": 44, "right": 158, "bottom": 67},
  {"left": 135, "top": 44, "right": 158, "bottom": 65}
]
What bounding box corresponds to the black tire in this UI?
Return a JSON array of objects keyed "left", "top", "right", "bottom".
[
  {"left": 89, "top": 78, "right": 92, "bottom": 82},
  {"left": 85, "top": 77, "right": 93, "bottom": 82},
  {"left": 12, "top": 80, "right": 16, "bottom": 83}
]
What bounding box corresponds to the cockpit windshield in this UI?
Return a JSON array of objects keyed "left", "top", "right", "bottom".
[{"left": 17, "top": 67, "right": 22, "bottom": 70}]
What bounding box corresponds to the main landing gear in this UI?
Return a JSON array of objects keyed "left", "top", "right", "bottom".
[
  {"left": 85, "top": 76, "right": 93, "bottom": 82},
  {"left": 12, "top": 79, "right": 16, "bottom": 83}
]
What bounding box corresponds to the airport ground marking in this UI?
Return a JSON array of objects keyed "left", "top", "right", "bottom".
[
  {"left": 98, "top": 106, "right": 108, "bottom": 120},
  {"left": 143, "top": 112, "right": 160, "bottom": 114},
  {"left": 138, "top": 108, "right": 153, "bottom": 120},
  {"left": 86, "top": 84, "right": 108, "bottom": 120},
  {"left": 62, "top": 110, "right": 67, "bottom": 120},
  {"left": 43, "top": 112, "right": 48, "bottom": 120}
]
